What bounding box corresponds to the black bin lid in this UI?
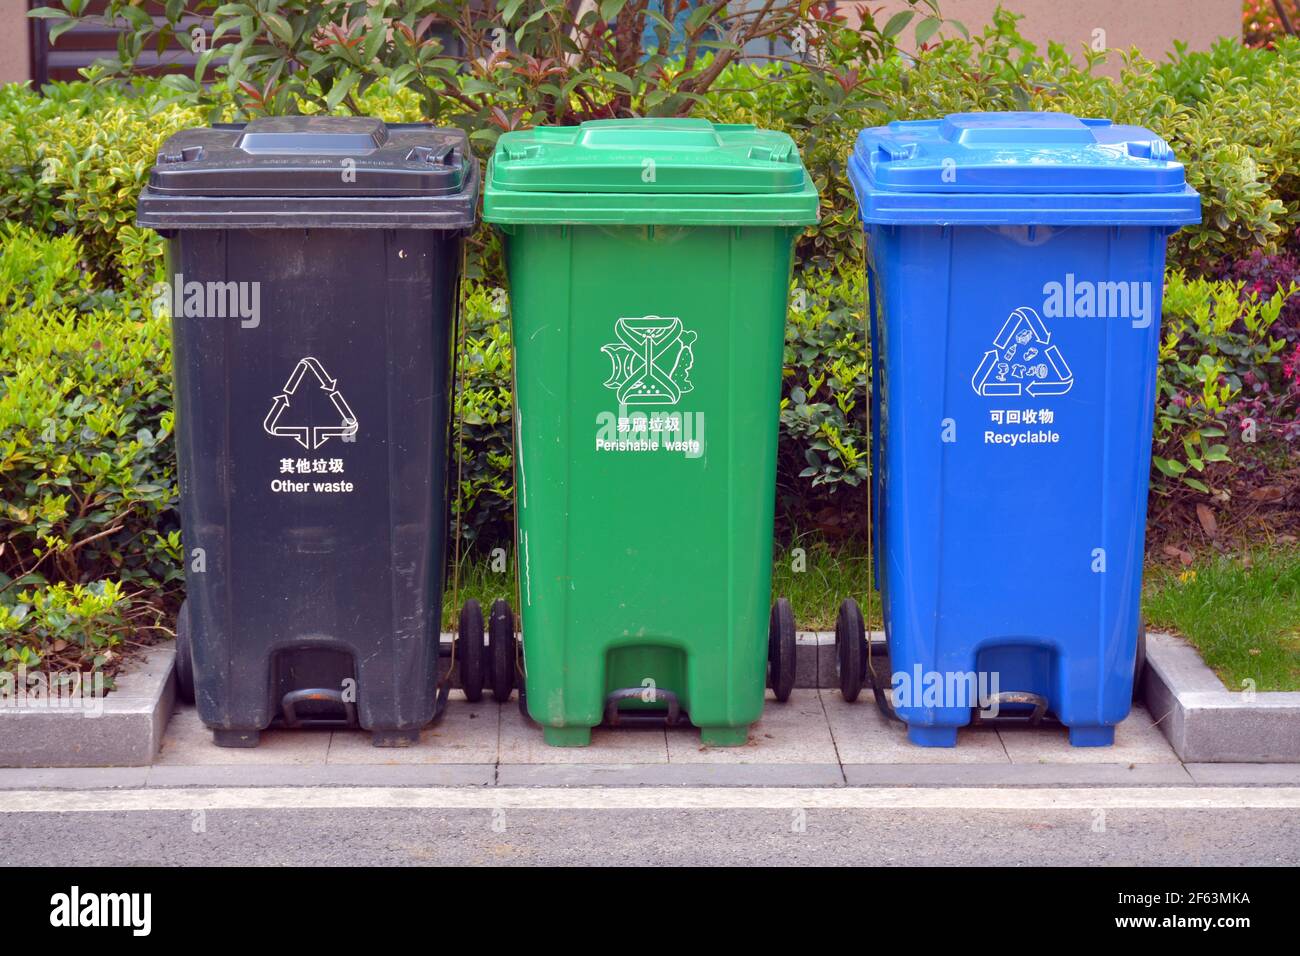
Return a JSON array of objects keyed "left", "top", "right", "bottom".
[{"left": 137, "top": 116, "right": 479, "bottom": 230}]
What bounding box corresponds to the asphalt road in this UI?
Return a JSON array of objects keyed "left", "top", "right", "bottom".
[{"left": 2, "top": 786, "right": 1297, "bottom": 866}]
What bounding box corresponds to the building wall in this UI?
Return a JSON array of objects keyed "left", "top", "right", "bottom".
[
  {"left": 851, "top": 0, "right": 1242, "bottom": 71},
  {"left": 0, "top": 0, "right": 31, "bottom": 86}
]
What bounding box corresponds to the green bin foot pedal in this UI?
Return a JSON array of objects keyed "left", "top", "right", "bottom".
[
  {"left": 699, "top": 726, "right": 750, "bottom": 747},
  {"left": 542, "top": 725, "right": 593, "bottom": 748}
]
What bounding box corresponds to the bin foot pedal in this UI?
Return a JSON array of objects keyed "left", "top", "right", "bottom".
[
  {"left": 212, "top": 729, "right": 261, "bottom": 748},
  {"left": 371, "top": 728, "right": 421, "bottom": 748},
  {"left": 278, "top": 687, "right": 357, "bottom": 729},
  {"left": 699, "top": 726, "right": 750, "bottom": 748},
  {"left": 603, "top": 687, "right": 685, "bottom": 729},
  {"left": 1068, "top": 725, "right": 1115, "bottom": 747},
  {"left": 542, "top": 726, "right": 592, "bottom": 748},
  {"left": 907, "top": 725, "right": 958, "bottom": 748}
]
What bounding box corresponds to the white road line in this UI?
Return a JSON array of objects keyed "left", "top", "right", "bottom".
[{"left": 0, "top": 787, "right": 1298, "bottom": 814}]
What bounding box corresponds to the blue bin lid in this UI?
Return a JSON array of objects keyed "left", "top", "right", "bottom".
[{"left": 849, "top": 111, "right": 1201, "bottom": 226}]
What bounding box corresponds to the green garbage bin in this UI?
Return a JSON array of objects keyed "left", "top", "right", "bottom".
[{"left": 483, "top": 119, "right": 818, "bottom": 746}]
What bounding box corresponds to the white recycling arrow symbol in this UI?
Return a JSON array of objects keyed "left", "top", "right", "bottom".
[
  {"left": 971, "top": 306, "right": 1074, "bottom": 398},
  {"left": 263, "top": 356, "right": 358, "bottom": 449}
]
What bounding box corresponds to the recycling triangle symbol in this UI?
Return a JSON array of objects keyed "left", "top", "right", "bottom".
[
  {"left": 263, "top": 356, "right": 358, "bottom": 449},
  {"left": 971, "top": 307, "right": 1074, "bottom": 398}
]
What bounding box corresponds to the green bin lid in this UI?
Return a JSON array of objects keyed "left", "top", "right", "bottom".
[{"left": 483, "top": 119, "right": 818, "bottom": 227}]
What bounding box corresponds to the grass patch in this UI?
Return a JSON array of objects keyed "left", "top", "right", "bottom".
[
  {"left": 771, "top": 535, "right": 879, "bottom": 631},
  {"left": 441, "top": 550, "right": 518, "bottom": 630},
  {"left": 1143, "top": 548, "right": 1300, "bottom": 692}
]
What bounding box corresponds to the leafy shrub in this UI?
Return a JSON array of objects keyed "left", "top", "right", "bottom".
[
  {"left": 451, "top": 285, "right": 515, "bottom": 549},
  {"left": 0, "top": 223, "right": 94, "bottom": 315},
  {"left": 32, "top": 0, "right": 948, "bottom": 143},
  {"left": 698, "top": 62, "right": 868, "bottom": 272},
  {"left": 781, "top": 267, "right": 869, "bottom": 514},
  {"left": 1004, "top": 38, "right": 1299, "bottom": 275},
  {"left": 0, "top": 81, "right": 205, "bottom": 282},
  {"left": 1153, "top": 272, "right": 1294, "bottom": 495},
  {"left": 1160, "top": 66, "right": 1300, "bottom": 272},
  {"left": 1220, "top": 241, "right": 1300, "bottom": 345},
  {"left": 0, "top": 579, "right": 135, "bottom": 680},
  {"left": 1155, "top": 35, "right": 1300, "bottom": 102},
  {"left": 0, "top": 226, "right": 179, "bottom": 677}
]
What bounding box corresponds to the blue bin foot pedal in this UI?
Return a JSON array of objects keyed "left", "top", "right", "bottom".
[
  {"left": 1067, "top": 725, "right": 1115, "bottom": 747},
  {"left": 907, "top": 725, "right": 959, "bottom": 748},
  {"left": 213, "top": 729, "right": 261, "bottom": 748}
]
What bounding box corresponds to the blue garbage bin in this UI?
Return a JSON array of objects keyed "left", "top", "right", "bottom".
[{"left": 847, "top": 112, "right": 1201, "bottom": 747}]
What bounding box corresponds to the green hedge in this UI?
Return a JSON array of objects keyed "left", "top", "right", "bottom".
[
  {"left": 1, "top": 225, "right": 176, "bottom": 676},
  {"left": 4, "top": 27, "right": 1298, "bottom": 284},
  {"left": 699, "top": 15, "right": 1300, "bottom": 277}
]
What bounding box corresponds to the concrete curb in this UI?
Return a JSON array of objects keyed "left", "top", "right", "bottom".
[
  {"left": 0, "top": 646, "right": 175, "bottom": 768},
  {"left": 0, "top": 762, "right": 1241, "bottom": 790},
  {"left": 11, "top": 760, "right": 1295, "bottom": 789},
  {"left": 1143, "top": 631, "right": 1300, "bottom": 763}
]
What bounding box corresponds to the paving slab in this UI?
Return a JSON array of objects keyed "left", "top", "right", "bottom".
[
  {"left": 0, "top": 767, "right": 151, "bottom": 790},
  {"left": 155, "top": 707, "right": 331, "bottom": 766},
  {"left": 822, "top": 690, "right": 1011, "bottom": 764},
  {"left": 996, "top": 706, "right": 1179, "bottom": 764},
  {"left": 498, "top": 708, "right": 668, "bottom": 764},
  {"left": 842, "top": 763, "right": 1193, "bottom": 787},
  {"left": 1184, "top": 763, "right": 1300, "bottom": 786},
  {"left": 497, "top": 763, "right": 845, "bottom": 787},
  {"left": 325, "top": 692, "right": 499, "bottom": 764},
  {"left": 665, "top": 690, "right": 839, "bottom": 764},
  {"left": 145, "top": 764, "right": 495, "bottom": 788}
]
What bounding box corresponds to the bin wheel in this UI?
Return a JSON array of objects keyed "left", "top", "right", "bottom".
[
  {"left": 768, "top": 598, "right": 797, "bottom": 703},
  {"left": 518, "top": 679, "right": 531, "bottom": 721},
  {"left": 488, "top": 599, "right": 515, "bottom": 702},
  {"left": 458, "top": 599, "right": 485, "bottom": 703},
  {"left": 174, "top": 599, "right": 195, "bottom": 705},
  {"left": 1133, "top": 621, "right": 1148, "bottom": 703},
  {"left": 835, "top": 598, "right": 866, "bottom": 703}
]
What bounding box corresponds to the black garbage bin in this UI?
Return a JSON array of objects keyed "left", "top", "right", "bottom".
[{"left": 138, "top": 116, "right": 479, "bottom": 747}]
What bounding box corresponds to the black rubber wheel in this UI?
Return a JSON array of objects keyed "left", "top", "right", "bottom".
[
  {"left": 518, "top": 679, "right": 531, "bottom": 721},
  {"left": 1133, "top": 621, "right": 1148, "bottom": 703},
  {"left": 488, "top": 599, "right": 515, "bottom": 702},
  {"left": 458, "top": 599, "right": 485, "bottom": 703},
  {"left": 174, "top": 599, "right": 195, "bottom": 705},
  {"left": 768, "top": 597, "right": 797, "bottom": 703},
  {"left": 836, "top": 598, "right": 866, "bottom": 703}
]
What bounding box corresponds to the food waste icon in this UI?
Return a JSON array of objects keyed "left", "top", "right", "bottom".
[
  {"left": 971, "top": 307, "right": 1074, "bottom": 398},
  {"left": 601, "top": 316, "right": 697, "bottom": 406},
  {"left": 263, "top": 357, "right": 358, "bottom": 449}
]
